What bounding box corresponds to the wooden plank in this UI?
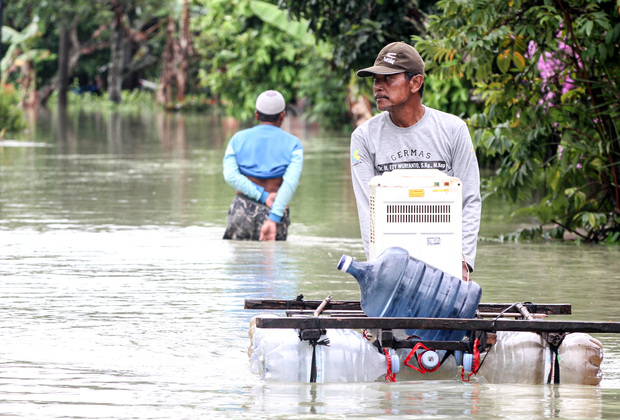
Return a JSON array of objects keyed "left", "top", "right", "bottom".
[
  {"left": 244, "top": 299, "right": 572, "bottom": 315},
  {"left": 245, "top": 299, "right": 361, "bottom": 311},
  {"left": 255, "top": 316, "right": 620, "bottom": 334}
]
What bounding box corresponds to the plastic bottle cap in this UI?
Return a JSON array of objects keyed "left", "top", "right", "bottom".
[
  {"left": 337, "top": 255, "right": 353, "bottom": 272},
  {"left": 463, "top": 353, "right": 473, "bottom": 372},
  {"left": 420, "top": 350, "right": 439, "bottom": 369},
  {"left": 390, "top": 349, "right": 400, "bottom": 373}
]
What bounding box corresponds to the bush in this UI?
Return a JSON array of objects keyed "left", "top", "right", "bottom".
[{"left": 0, "top": 84, "right": 27, "bottom": 135}]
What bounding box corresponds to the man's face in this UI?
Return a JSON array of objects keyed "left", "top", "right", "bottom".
[{"left": 372, "top": 73, "right": 416, "bottom": 111}]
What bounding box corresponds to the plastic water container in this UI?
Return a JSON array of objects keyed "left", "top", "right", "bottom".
[
  {"left": 477, "top": 331, "right": 603, "bottom": 385},
  {"left": 337, "top": 246, "right": 482, "bottom": 341},
  {"left": 249, "top": 316, "right": 399, "bottom": 383}
]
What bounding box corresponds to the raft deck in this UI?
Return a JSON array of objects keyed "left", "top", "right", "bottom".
[{"left": 245, "top": 298, "right": 620, "bottom": 351}]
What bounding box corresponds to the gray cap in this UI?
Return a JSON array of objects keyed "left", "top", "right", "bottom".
[
  {"left": 357, "top": 42, "right": 425, "bottom": 78},
  {"left": 256, "top": 90, "right": 286, "bottom": 115}
]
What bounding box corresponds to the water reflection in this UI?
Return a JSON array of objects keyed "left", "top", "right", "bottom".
[
  {"left": 56, "top": 106, "right": 77, "bottom": 154},
  {"left": 2, "top": 109, "right": 620, "bottom": 420},
  {"left": 157, "top": 112, "right": 188, "bottom": 159},
  {"left": 250, "top": 382, "right": 605, "bottom": 418}
]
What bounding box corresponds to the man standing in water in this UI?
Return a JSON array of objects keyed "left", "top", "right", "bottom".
[
  {"left": 222, "top": 90, "right": 303, "bottom": 241},
  {"left": 350, "top": 42, "right": 481, "bottom": 280}
]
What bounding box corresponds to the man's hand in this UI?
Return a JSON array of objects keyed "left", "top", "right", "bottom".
[
  {"left": 259, "top": 219, "right": 277, "bottom": 241},
  {"left": 462, "top": 261, "right": 471, "bottom": 282},
  {"left": 265, "top": 192, "right": 277, "bottom": 208}
]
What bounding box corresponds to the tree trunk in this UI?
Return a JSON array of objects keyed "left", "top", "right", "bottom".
[
  {"left": 57, "top": 22, "right": 70, "bottom": 110},
  {"left": 157, "top": 0, "right": 193, "bottom": 106},
  {"left": 108, "top": 11, "right": 125, "bottom": 104},
  {"left": 156, "top": 17, "right": 176, "bottom": 105},
  {"left": 39, "top": 23, "right": 108, "bottom": 106},
  {"left": 346, "top": 86, "right": 372, "bottom": 128},
  {"left": 175, "top": 0, "right": 192, "bottom": 102},
  {"left": 0, "top": 0, "right": 3, "bottom": 58}
]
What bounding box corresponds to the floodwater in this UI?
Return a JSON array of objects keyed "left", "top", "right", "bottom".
[{"left": 1, "top": 108, "right": 620, "bottom": 419}]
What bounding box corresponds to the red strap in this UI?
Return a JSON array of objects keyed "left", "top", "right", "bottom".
[
  {"left": 461, "top": 338, "right": 481, "bottom": 382},
  {"left": 383, "top": 347, "right": 397, "bottom": 382},
  {"left": 404, "top": 343, "right": 440, "bottom": 374}
]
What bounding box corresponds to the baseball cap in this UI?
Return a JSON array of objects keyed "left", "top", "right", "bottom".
[
  {"left": 356, "top": 42, "right": 425, "bottom": 78},
  {"left": 255, "top": 90, "right": 286, "bottom": 115}
]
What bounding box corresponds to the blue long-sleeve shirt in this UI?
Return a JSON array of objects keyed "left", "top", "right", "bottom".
[{"left": 223, "top": 124, "right": 303, "bottom": 223}]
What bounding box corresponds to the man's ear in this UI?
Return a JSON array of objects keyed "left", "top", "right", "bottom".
[
  {"left": 255, "top": 111, "right": 260, "bottom": 121},
  {"left": 410, "top": 75, "right": 424, "bottom": 94}
]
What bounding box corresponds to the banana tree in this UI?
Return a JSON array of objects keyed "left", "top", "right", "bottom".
[{"left": 1, "top": 18, "right": 50, "bottom": 107}]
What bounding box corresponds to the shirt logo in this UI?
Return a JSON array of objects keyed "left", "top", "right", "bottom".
[
  {"left": 383, "top": 53, "right": 397, "bottom": 65},
  {"left": 377, "top": 161, "right": 447, "bottom": 173},
  {"left": 351, "top": 149, "right": 361, "bottom": 165}
]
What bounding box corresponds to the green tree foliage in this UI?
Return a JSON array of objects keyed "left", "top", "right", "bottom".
[
  {"left": 3, "top": 0, "right": 170, "bottom": 105},
  {"left": 193, "top": 0, "right": 350, "bottom": 126},
  {"left": 279, "top": 0, "right": 434, "bottom": 74},
  {"left": 0, "top": 85, "right": 27, "bottom": 134},
  {"left": 2, "top": 0, "right": 110, "bottom": 90},
  {"left": 1, "top": 19, "right": 49, "bottom": 86},
  {"left": 415, "top": 0, "right": 619, "bottom": 242}
]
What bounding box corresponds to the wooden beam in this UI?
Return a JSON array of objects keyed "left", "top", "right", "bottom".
[
  {"left": 245, "top": 299, "right": 362, "bottom": 311},
  {"left": 244, "top": 299, "right": 572, "bottom": 315},
  {"left": 255, "top": 316, "right": 620, "bottom": 334}
]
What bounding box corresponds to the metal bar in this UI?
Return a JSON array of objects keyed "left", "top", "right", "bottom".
[
  {"left": 285, "top": 310, "right": 547, "bottom": 318},
  {"left": 516, "top": 302, "right": 535, "bottom": 320},
  {"left": 314, "top": 294, "right": 332, "bottom": 317},
  {"left": 244, "top": 299, "right": 572, "bottom": 315},
  {"left": 255, "top": 316, "right": 620, "bottom": 334},
  {"left": 477, "top": 312, "right": 529, "bottom": 318},
  {"left": 285, "top": 310, "right": 366, "bottom": 317},
  {"left": 389, "top": 340, "right": 471, "bottom": 351}
]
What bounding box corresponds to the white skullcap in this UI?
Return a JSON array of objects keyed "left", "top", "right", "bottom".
[{"left": 256, "top": 90, "right": 285, "bottom": 115}]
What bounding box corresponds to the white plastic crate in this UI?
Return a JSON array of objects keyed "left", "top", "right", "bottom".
[{"left": 368, "top": 169, "right": 462, "bottom": 278}]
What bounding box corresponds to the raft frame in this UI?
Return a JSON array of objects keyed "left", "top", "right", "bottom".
[{"left": 245, "top": 298, "right": 620, "bottom": 352}]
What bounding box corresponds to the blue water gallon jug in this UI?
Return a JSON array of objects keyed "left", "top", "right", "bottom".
[{"left": 337, "top": 247, "right": 482, "bottom": 341}]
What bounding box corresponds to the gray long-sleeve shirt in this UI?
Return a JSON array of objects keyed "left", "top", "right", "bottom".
[{"left": 350, "top": 106, "right": 481, "bottom": 271}]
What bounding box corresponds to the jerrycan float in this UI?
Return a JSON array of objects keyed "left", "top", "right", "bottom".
[
  {"left": 337, "top": 246, "right": 482, "bottom": 341},
  {"left": 249, "top": 317, "right": 400, "bottom": 383}
]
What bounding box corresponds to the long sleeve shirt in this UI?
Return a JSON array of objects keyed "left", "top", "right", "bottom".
[
  {"left": 223, "top": 124, "right": 303, "bottom": 223},
  {"left": 350, "top": 106, "right": 481, "bottom": 271}
]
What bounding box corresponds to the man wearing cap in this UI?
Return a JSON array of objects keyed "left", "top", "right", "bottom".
[
  {"left": 222, "top": 90, "right": 303, "bottom": 241},
  {"left": 351, "top": 42, "right": 481, "bottom": 281}
]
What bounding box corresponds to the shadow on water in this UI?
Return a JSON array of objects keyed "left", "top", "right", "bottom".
[{"left": 1, "top": 108, "right": 620, "bottom": 419}]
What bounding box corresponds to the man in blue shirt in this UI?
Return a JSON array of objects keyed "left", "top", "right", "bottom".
[{"left": 222, "top": 90, "right": 304, "bottom": 241}]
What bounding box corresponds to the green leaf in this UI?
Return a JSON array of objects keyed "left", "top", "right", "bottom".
[
  {"left": 250, "top": 1, "right": 313, "bottom": 44},
  {"left": 497, "top": 50, "right": 511, "bottom": 73},
  {"left": 584, "top": 20, "right": 593, "bottom": 37},
  {"left": 512, "top": 51, "right": 526, "bottom": 71}
]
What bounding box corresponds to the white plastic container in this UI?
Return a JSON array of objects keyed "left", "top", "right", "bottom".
[
  {"left": 476, "top": 331, "right": 603, "bottom": 385},
  {"left": 249, "top": 318, "right": 603, "bottom": 385},
  {"left": 249, "top": 316, "right": 398, "bottom": 383}
]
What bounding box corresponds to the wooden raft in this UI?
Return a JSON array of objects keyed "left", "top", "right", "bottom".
[{"left": 245, "top": 298, "right": 620, "bottom": 351}]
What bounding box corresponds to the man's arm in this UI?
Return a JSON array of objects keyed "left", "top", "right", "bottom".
[
  {"left": 222, "top": 143, "right": 270, "bottom": 203},
  {"left": 451, "top": 124, "right": 481, "bottom": 272},
  {"left": 350, "top": 130, "right": 375, "bottom": 260},
  {"left": 267, "top": 148, "right": 303, "bottom": 223}
]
